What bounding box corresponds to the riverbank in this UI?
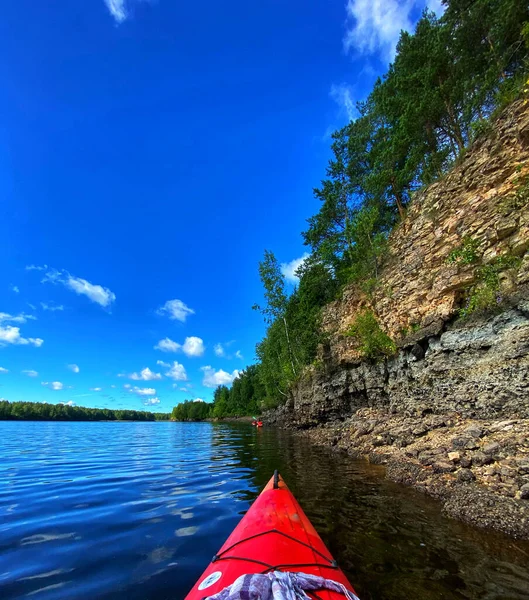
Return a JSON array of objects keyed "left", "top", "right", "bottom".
[
  {"left": 291, "top": 409, "right": 529, "bottom": 539},
  {"left": 261, "top": 97, "right": 529, "bottom": 539},
  {"left": 206, "top": 415, "right": 255, "bottom": 423}
]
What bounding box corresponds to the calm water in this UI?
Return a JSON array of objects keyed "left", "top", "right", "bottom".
[{"left": 1, "top": 422, "right": 529, "bottom": 600}]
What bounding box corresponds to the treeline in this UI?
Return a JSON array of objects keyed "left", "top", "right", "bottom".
[
  {"left": 173, "top": 0, "right": 529, "bottom": 421},
  {"left": 211, "top": 364, "right": 265, "bottom": 416},
  {"left": 0, "top": 400, "right": 171, "bottom": 421},
  {"left": 171, "top": 365, "right": 266, "bottom": 421},
  {"left": 171, "top": 399, "right": 211, "bottom": 421}
]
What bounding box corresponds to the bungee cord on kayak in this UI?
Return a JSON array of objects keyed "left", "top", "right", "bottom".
[{"left": 211, "top": 528, "right": 340, "bottom": 573}]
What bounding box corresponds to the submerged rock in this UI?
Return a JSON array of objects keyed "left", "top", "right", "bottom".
[{"left": 293, "top": 410, "right": 529, "bottom": 539}]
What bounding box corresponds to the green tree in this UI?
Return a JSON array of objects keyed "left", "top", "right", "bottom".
[{"left": 253, "top": 250, "right": 297, "bottom": 376}]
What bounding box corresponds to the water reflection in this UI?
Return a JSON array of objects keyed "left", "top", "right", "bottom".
[{"left": 0, "top": 421, "right": 528, "bottom": 600}]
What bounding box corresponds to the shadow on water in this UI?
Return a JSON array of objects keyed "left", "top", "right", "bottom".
[
  {"left": 211, "top": 424, "right": 529, "bottom": 600},
  {"left": 0, "top": 421, "right": 528, "bottom": 600}
]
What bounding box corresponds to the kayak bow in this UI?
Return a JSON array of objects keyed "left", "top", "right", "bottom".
[{"left": 185, "top": 471, "right": 357, "bottom": 599}]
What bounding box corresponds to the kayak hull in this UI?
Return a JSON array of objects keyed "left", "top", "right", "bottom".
[{"left": 184, "top": 472, "right": 357, "bottom": 599}]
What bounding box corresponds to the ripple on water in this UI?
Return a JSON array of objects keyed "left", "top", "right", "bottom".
[{"left": 1, "top": 421, "right": 529, "bottom": 600}]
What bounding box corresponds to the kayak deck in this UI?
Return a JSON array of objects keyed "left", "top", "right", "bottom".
[{"left": 185, "top": 472, "right": 356, "bottom": 599}]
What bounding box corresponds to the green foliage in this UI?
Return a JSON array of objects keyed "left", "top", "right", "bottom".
[
  {"left": 494, "top": 71, "right": 529, "bottom": 115},
  {"left": 499, "top": 173, "right": 529, "bottom": 213},
  {"left": 252, "top": 255, "right": 338, "bottom": 405},
  {"left": 343, "top": 206, "right": 389, "bottom": 285},
  {"left": 447, "top": 237, "right": 482, "bottom": 265},
  {"left": 0, "top": 400, "right": 169, "bottom": 421},
  {"left": 252, "top": 251, "right": 288, "bottom": 323},
  {"left": 470, "top": 119, "right": 493, "bottom": 142},
  {"left": 459, "top": 254, "right": 522, "bottom": 318},
  {"left": 346, "top": 311, "right": 397, "bottom": 359},
  {"left": 171, "top": 366, "right": 268, "bottom": 421},
  {"left": 523, "top": 22, "right": 529, "bottom": 49},
  {"left": 304, "top": 1, "right": 527, "bottom": 289},
  {"left": 171, "top": 399, "right": 211, "bottom": 421},
  {"left": 398, "top": 322, "right": 421, "bottom": 338},
  {"left": 312, "top": 358, "right": 324, "bottom": 371},
  {"left": 213, "top": 365, "right": 265, "bottom": 417}
]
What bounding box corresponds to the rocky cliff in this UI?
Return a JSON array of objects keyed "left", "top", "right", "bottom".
[
  {"left": 324, "top": 98, "right": 529, "bottom": 351},
  {"left": 266, "top": 99, "right": 529, "bottom": 538}
]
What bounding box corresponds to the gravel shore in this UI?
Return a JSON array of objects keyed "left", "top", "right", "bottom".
[{"left": 294, "top": 408, "right": 529, "bottom": 539}]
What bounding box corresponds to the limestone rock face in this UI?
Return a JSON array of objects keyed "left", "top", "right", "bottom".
[
  {"left": 266, "top": 99, "right": 529, "bottom": 429},
  {"left": 269, "top": 302, "right": 529, "bottom": 428},
  {"left": 321, "top": 99, "right": 529, "bottom": 364}
]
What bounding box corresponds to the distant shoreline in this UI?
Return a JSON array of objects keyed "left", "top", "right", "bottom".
[{"left": 0, "top": 400, "right": 171, "bottom": 422}]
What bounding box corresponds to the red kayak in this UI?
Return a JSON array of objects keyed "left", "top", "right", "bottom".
[{"left": 185, "top": 471, "right": 358, "bottom": 599}]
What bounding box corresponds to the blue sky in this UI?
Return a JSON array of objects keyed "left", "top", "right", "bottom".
[{"left": 0, "top": 0, "right": 442, "bottom": 412}]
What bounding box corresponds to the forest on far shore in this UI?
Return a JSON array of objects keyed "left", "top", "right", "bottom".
[{"left": 0, "top": 400, "right": 171, "bottom": 421}]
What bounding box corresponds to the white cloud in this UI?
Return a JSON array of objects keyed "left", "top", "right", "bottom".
[
  {"left": 67, "top": 364, "right": 80, "bottom": 374},
  {"left": 110, "top": 384, "right": 116, "bottom": 388},
  {"left": 177, "top": 385, "right": 189, "bottom": 392},
  {"left": 330, "top": 84, "right": 356, "bottom": 121},
  {"left": 201, "top": 366, "right": 240, "bottom": 388},
  {"left": 280, "top": 253, "right": 310, "bottom": 284},
  {"left": 0, "top": 367, "right": 8, "bottom": 374},
  {"left": 128, "top": 386, "right": 157, "bottom": 397},
  {"left": 165, "top": 361, "right": 187, "bottom": 381},
  {"left": 104, "top": 0, "right": 127, "bottom": 23},
  {"left": 22, "top": 369, "right": 38, "bottom": 377},
  {"left": 156, "top": 299, "right": 194, "bottom": 322},
  {"left": 142, "top": 397, "right": 160, "bottom": 406},
  {"left": 182, "top": 336, "right": 204, "bottom": 357},
  {"left": 41, "top": 302, "right": 64, "bottom": 312},
  {"left": 154, "top": 337, "right": 181, "bottom": 352},
  {"left": 154, "top": 336, "right": 204, "bottom": 357},
  {"left": 65, "top": 275, "right": 115, "bottom": 308},
  {"left": 343, "top": 0, "right": 416, "bottom": 62},
  {"left": 61, "top": 400, "right": 76, "bottom": 407},
  {"left": 156, "top": 360, "right": 170, "bottom": 368},
  {"left": 123, "top": 383, "right": 132, "bottom": 389},
  {"left": 89, "top": 387, "right": 103, "bottom": 392},
  {"left": 30, "top": 266, "right": 116, "bottom": 309},
  {"left": 213, "top": 342, "right": 242, "bottom": 360},
  {"left": 0, "top": 312, "right": 36, "bottom": 324},
  {"left": 0, "top": 326, "right": 43, "bottom": 347},
  {"left": 130, "top": 367, "right": 162, "bottom": 381},
  {"left": 42, "top": 381, "right": 65, "bottom": 391},
  {"left": 193, "top": 398, "right": 205, "bottom": 403},
  {"left": 10, "top": 285, "right": 19, "bottom": 294}
]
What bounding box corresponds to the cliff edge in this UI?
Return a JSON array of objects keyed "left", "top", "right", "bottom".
[{"left": 266, "top": 99, "right": 529, "bottom": 539}]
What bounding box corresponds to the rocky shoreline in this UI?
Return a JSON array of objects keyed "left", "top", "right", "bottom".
[
  {"left": 260, "top": 100, "right": 529, "bottom": 540},
  {"left": 292, "top": 408, "right": 529, "bottom": 539}
]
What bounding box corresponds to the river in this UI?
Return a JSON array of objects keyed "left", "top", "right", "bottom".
[{"left": 1, "top": 421, "right": 529, "bottom": 599}]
